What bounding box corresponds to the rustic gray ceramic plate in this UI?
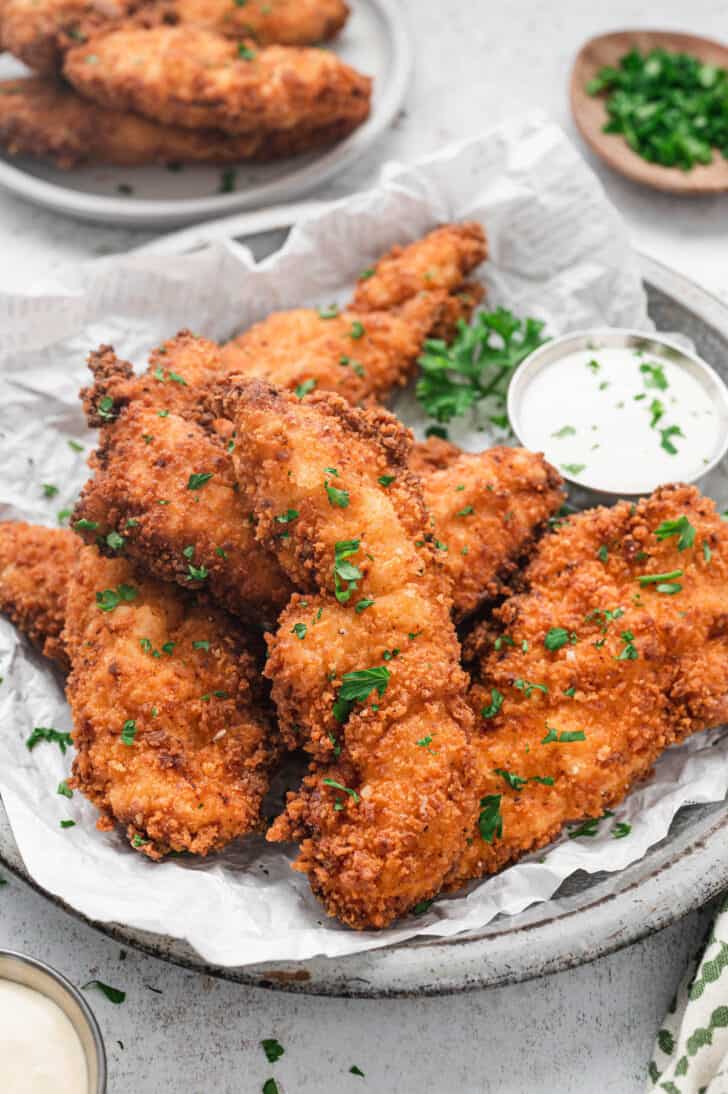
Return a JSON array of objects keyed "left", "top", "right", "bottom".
[{"left": 1, "top": 253, "right": 727, "bottom": 997}]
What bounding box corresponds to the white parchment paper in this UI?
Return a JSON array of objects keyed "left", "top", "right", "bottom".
[{"left": 1, "top": 113, "right": 726, "bottom": 967}]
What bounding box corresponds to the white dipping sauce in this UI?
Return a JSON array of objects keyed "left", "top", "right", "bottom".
[
  {"left": 0, "top": 979, "right": 88, "bottom": 1094},
  {"left": 517, "top": 345, "right": 723, "bottom": 493}
]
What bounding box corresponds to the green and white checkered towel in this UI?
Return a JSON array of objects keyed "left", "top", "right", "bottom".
[{"left": 647, "top": 894, "right": 728, "bottom": 1093}]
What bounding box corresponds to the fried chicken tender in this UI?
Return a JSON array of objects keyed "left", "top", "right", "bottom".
[
  {"left": 0, "top": 0, "right": 133, "bottom": 74},
  {"left": 1, "top": 0, "right": 347, "bottom": 74},
  {"left": 65, "top": 544, "right": 276, "bottom": 857},
  {"left": 412, "top": 438, "right": 565, "bottom": 620},
  {"left": 0, "top": 522, "right": 77, "bottom": 668},
  {"left": 214, "top": 379, "right": 476, "bottom": 929},
  {"left": 147, "top": 0, "right": 349, "bottom": 45},
  {"left": 64, "top": 26, "right": 371, "bottom": 136},
  {"left": 0, "top": 76, "right": 365, "bottom": 168},
  {"left": 446, "top": 483, "right": 728, "bottom": 892},
  {"left": 220, "top": 222, "right": 488, "bottom": 403}
]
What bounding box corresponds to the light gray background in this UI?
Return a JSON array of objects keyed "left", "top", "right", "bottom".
[{"left": 1, "top": 2, "right": 727, "bottom": 1091}]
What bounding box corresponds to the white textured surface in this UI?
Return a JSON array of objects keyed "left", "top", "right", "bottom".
[{"left": 1, "top": 0, "right": 728, "bottom": 1090}]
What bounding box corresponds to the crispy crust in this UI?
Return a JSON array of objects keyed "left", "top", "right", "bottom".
[
  {"left": 64, "top": 25, "right": 371, "bottom": 135},
  {"left": 0, "top": 521, "right": 77, "bottom": 668},
  {"left": 65, "top": 545, "right": 277, "bottom": 857},
  {"left": 217, "top": 379, "right": 476, "bottom": 929},
  {"left": 447, "top": 483, "right": 728, "bottom": 891},
  {"left": 415, "top": 442, "right": 565, "bottom": 620},
  {"left": 0, "top": 76, "right": 366, "bottom": 168},
  {"left": 220, "top": 222, "right": 489, "bottom": 404},
  {"left": 0, "top": 0, "right": 134, "bottom": 74}
]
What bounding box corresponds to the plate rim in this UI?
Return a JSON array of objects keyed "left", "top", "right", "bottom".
[
  {"left": 1, "top": 251, "right": 728, "bottom": 997},
  {"left": 0, "top": 0, "right": 412, "bottom": 228}
]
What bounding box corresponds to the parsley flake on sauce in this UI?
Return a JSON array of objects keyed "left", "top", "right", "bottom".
[{"left": 26, "top": 727, "right": 73, "bottom": 753}]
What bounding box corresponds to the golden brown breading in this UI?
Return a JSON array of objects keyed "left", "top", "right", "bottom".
[
  {"left": 0, "top": 76, "right": 366, "bottom": 168},
  {"left": 446, "top": 484, "right": 728, "bottom": 892},
  {"left": 0, "top": 0, "right": 133, "bottom": 74},
  {"left": 147, "top": 0, "right": 349, "bottom": 45},
  {"left": 414, "top": 440, "right": 565, "bottom": 620},
  {"left": 214, "top": 379, "right": 476, "bottom": 929},
  {"left": 220, "top": 222, "right": 488, "bottom": 403},
  {"left": 352, "top": 223, "right": 490, "bottom": 314},
  {"left": 64, "top": 26, "right": 371, "bottom": 136},
  {"left": 65, "top": 545, "right": 276, "bottom": 857},
  {"left": 0, "top": 522, "right": 77, "bottom": 668},
  {"left": 72, "top": 401, "right": 293, "bottom": 626}
]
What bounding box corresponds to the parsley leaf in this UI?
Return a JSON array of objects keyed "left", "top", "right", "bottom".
[
  {"left": 96, "top": 584, "right": 138, "bottom": 612},
  {"left": 655, "top": 516, "right": 695, "bottom": 550},
  {"left": 333, "top": 539, "right": 362, "bottom": 602},
  {"left": 261, "top": 1039, "right": 284, "bottom": 1064},
  {"left": 333, "top": 666, "right": 391, "bottom": 722},
  {"left": 26, "top": 727, "right": 73, "bottom": 753},
  {"left": 187, "top": 472, "right": 213, "bottom": 491},
  {"left": 415, "top": 308, "right": 548, "bottom": 423},
  {"left": 481, "top": 688, "right": 503, "bottom": 719},
  {"left": 478, "top": 795, "right": 503, "bottom": 843},
  {"left": 325, "top": 479, "right": 350, "bottom": 508},
  {"left": 83, "top": 980, "right": 126, "bottom": 1004}
]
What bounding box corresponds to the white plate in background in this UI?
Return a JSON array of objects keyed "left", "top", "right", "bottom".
[{"left": 0, "top": 0, "right": 411, "bottom": 227}]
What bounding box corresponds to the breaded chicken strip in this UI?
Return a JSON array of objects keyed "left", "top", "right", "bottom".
[
  {"left": 220, "top": 222, "right": 488, "bottom": 402},
  {"left": 1, "top": 0, "right": 347, "bottom": 74},
  {"left": 412, "top": 438, "right": 565, "bottom": 620},
  {"left": 214, "top": 379, "right": 476, "bottom": 929},
  {"left": 146, "top": 0, "right": 349, "bottom": 45},
  {"left": 73, "top": 400, "right": 293, "bottom": 626},
  {"left": 64, "top": 26, "right": 371, "bottom": 136},
  {"left": 0, "top": 0, "right": 133, "bottom": 74},
  {"left": 0, "top": 77, "right": 366, "bottom": 168},
  {"left": 446, "top": 484, "right": 728, "bottom": 892},
  {"left": 0, "top": 522, "right": 77, "bottom": 668},
  {"left": 65, "top": 545, "right": 276, "bottom": 858}
]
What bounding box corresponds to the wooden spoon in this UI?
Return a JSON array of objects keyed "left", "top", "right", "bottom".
[{"left": 571, "top": 29, "right": 728, "bottom": 195}]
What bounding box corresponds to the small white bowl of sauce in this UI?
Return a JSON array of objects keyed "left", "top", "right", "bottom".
[
  {"left": 508, "top": 329, "right": 728, "bottom": 497},
  {"left": 0, "top": 950, "right": 106, "bottom": 1094}
]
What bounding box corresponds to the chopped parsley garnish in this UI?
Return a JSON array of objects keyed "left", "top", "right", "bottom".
[
  {"left": 561, "top": 463, "right": 586, "bottom": 475},
  {"left": 350, "top": 1066, "right": 366, "bottom": 1078},
  {"left": 542, "top": 727, "right": 586, "bottom": 744},
  {"left": 616, "top": 630, "right": 638, "bottom": 660},
  {"left": 42, "top": 483, "right": 58, "bottom": 498},
  {"left": 417, "top": 735, "right": 436, "bottom": 752},
  {"left": 261, "top": 1039, "right": 284, "bottom": 1064},
  {"left": 544, "top": 627, "right": 577, "bottom": 651},
  {"left": 514, "top": 678, "right": 548, "bottom": 698},
  {"left": 703, "top": 541, "right": 712, "bottom": 562},
  {"left": 649, "top": 398, "right": 665, "bottom": 428},
  {"left": 318, "top": 305, "right": 339, "bottom": 319},
  {"left": 411, "top": 901, "right": 432, "bottom": 917},
  {"left": 586, "top": 358, "right": 600, "bottom": 373},
  {"left": 494, "top": 768, "right": 527, "bottom": 791},
  {"left": 322, "top": 778, "right": 360, "bottom": 806},
  {"left": 568, "top": 817, "right": 600, "bottom": 839},
  {"left": 333, "top": 666, "right": 391, "bottom": 722},
  {"left": 478, "top": 795, "right": 503, "bottom": 843},
  {"left": 276, "top": 508, "right": 299, "bottom": 524},
  {"left": 120, "top": 720, "right": 137, "bottom": 746},
  {"left": 67, "top": 439, "right": 84, "bottom": 453},
  {"left": 333, "top": 539, "right": 362, "bottom": 603},
  {"left": 416, "top": 308, "right": 548, "bottom": 424},
  {"left": 328, "top": 732, "right": 341, "bottom": 757},
  {"left": 132, "top": 835, "right": 149, "bottom": 848},
  {"left": 355, "top": 598, "right": 374, "bottom": 613},
  {"left": 57, "top": 780, "right": 73, "bottom": 798},
  {"left": 187, "top": 563, "right": 209, "bottom": 581},
  {"left": 106, "top": 531, "right": 124, "bottom": 552},
  {"left": 481, "top": 688, "right": 503, "bottom": 719},
  {"left": 60, "top": 820, "right": 76, "bottom": 829},
  {"left": 187, "top": 472, "right": 213, "bottom": 491},
  {"left": 96, "top": 584, "right": 138, "bottom": 612},
  {"left": 26, "top": 727, "right": 73, "bottom": 753},
  {"left": 612, "top": 822, "right": 632, "bottom": 839},
  {"left": 359, "top": 268, "right": 376, "bottom": 280},
  {"left": 350, "top": 321, "right": 365, "bottom": 340},
  {"left": 325, "top": 479, "right": 350, "bottom": 508},
  {"left": 192, "top": 640, "right": 210, "bottom": 651},
  {"left": 655, "top": 516, "right": 695, "bottom": 550},
  {"left": 584, "top": 606, "right": 624, "bottom": 633},
  {"left": 456, "top": 505, "right": 474, "bottom": 517},
  {"left": 552, "top": 425, "right": 576, "bottom": 438},
  {"left": 83, "top": 980, "right": 126, "bottom": 1005},
  {"left": 378, "top": 475, "right": 395, "bottom": 487},
  {"left": 292, "top": 623, "right": 307, "bottom": 639},
  {"left": 57, "top": 510, "right": 71, "bottom": 525},
  {"left": 597, "top": 545, "right": 609, "bottom": 562},
  {"left": 587, "top": 47, "right": 728, "bottom": 171},
  {"left": 637, "top": 569, "right": 683, "bottom": 586},
  {"left": 660, "top": 425, "right": 684, "bottom": 455},
  {"left": 295, "top": 379, "right": 316, "bottom": 399},
  {"left": 262, "top": 1081, "right": 279, "bottom": 1094},
  {"left": 639, "top": 361, "right": 669, "bottom": 390}
]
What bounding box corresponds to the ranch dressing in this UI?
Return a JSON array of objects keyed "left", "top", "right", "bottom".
[
  {"left": 517, "top": 345, "right": 722, "bottom": 493},
  {"left": 0, "top": 979, "right": 88, "bottom": 1094}
]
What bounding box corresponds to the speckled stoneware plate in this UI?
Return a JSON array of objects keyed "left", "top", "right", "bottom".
[
  {"left": 0, "top": 0, "right": 411, "bottom": 228},
  {"left": 1, "top": 253, "right": 727, "bottom": 997}
]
